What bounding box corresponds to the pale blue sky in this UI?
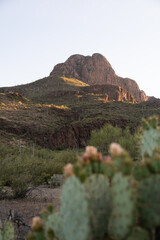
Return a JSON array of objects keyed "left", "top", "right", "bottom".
[{"left": 0, "top": 0, "right": 160, "bottom": 97}]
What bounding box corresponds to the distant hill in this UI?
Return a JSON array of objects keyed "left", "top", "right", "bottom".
[
  {"left": 0, "top": 53, "right": 158, "bottom": 150},
  {"left": 0, "top": 53, "right": 147, "bottom": 103},
  {"left": 50, "top": 53, "right": 148, "bottom": 102}
]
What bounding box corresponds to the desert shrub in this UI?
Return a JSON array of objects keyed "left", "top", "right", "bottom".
[
  {"left": 51, "top": 150, "right": 78, "bottom": 174},
  {"left": 0, "top": 144, "right": 78, "bottom": 198},
  {"left": 88, "top": 124, "right": 140, "bottom": 160}
]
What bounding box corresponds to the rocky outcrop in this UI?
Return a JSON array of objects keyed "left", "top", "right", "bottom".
[
  {"left": 82, "top": 84, "right": 136, "bottom": 102},
  {"left": 50, "top": 53, "right": 148, "bottom": 102},
  {"left": 44, "top": 84, "right": 136, "bottom": 103},
  {"left": 118, "top": 77, "right": 148, "bottom": 102},
  {"left": 51, "top": 54, "right": 118, "bottom": 86}
]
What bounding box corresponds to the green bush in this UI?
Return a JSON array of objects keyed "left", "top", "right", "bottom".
[
  {"left": 0, "top": 145, "right": 77, "bottom": 198},
  {"left": 88, "top": 124, "right": 140, "bottom": 160}
]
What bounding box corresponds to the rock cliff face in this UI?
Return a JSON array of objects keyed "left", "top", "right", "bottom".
[
  {"left": 44, "top": 85, "right": 135, "bottom": 103},
  {"left": 82, "top": 84, "right": 136, "bottom": 102},
  {"left": 50, "top": 53, "right": 148, "bottom": 102}
]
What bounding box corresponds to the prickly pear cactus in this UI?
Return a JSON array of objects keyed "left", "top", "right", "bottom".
[
  {"left": 138, "top": 174, "right": 160, "bottom": 228},
  {"left": 114, "top": 153, "right": 133, "bottom": 176},
  {"left": 132, "top": 162, "right": 150, "bottom": 181},
  {"left": 61, "top": 176, "right": 90, "bottom": 240},
  {"left": 1, "top": 222, "right": 14, "bottom": 240},
  {"left": 141, "top": 117, "right": 160, "bottom": 158},
  {"left": 85, "top": 174, "right": 111, "bottom": 240},
  {"left": 0, "top": 233, "right": 2, "bottom": 240},
  {"left": 45, "top": 212, "right": 64, "bottom": 240},
  {"left": 146, "top": 150, "right": 160, "bottom": 174},
  {"left": 103, "top": 160, "right": 115, "bottom": 179},
  {"left": 127, "top": 227, "right": 150, "bottom": 240},
  {"left": 108, "top": 173, "right": 136, "bottom": 240}
]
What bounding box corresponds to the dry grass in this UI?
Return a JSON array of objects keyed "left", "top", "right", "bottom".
[{"left": 60, "top": 77, "right": 89, "bottom": 87}]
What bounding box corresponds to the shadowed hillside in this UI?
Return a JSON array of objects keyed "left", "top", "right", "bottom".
[{"left": 0, "top": 53, "right": 158, "bottom": 150}]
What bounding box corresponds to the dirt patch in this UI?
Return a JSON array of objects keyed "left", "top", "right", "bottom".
[{"left": 0, "top": 186, "right": 62, "bottom": 240}]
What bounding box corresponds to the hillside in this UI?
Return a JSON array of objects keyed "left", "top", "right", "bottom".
[
  {"left": 0, "top": 90, "right": 160, "bottom": 150},
  {"left": 0, "top": 53, "right": 159, "bottom": 150}
]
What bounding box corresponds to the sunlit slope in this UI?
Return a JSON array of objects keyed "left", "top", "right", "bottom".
[
  {"left": 0, "top": 91, "right": 160, "bottom": 150},
  {"left": 0, "top": 76, "right": 89, "bottom": 101}
]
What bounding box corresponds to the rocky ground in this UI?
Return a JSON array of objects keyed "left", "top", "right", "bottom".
[{"left": 0, "top": 186, "right": 62, "bottom": 240}]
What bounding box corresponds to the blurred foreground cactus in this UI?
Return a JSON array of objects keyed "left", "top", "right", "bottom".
[
  {"left": 0, "top": 222, "right": 14, "bottom": 240},
  {"left": 2, "top": 116, "right": 160, "bottom": 240}
]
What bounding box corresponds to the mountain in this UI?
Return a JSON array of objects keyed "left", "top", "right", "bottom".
[
  {"left": 0, "top": 53, "right": 147, "bottom": 104},
  {"left": 0, "top": 53, "right": 157, "bottom": 150},
  {"left": 50, "top": 53, "right": 148, "bottom": 102}
]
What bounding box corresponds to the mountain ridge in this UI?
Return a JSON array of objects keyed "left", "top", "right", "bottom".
[
  {"left": 0, "top": 53, "right": 148, "bottom": 103},
  {"left": 50, "top": 53, "right": 148, "bottom": 102}
]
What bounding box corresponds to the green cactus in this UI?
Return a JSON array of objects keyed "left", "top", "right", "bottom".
[
  {"left": 27, "top": 229, "right": 45, "bottom": 240},
  {"left": 138, "top": 174, "right": 160, "bottom": 228},
  {"left": 145, "top": 150, "right": 160, "bottom": 174},
  {"left": 85, "top": 174, "right": 111, "bottom": 240},
  {"left": 74, "top": 162, "right": 92, "bottom": 182},
  {"left": 141, "top": 117, "right": 160, "bottom": 159},
  {"left": 90, "top": 161, "right": 104, "bottom": 174},
  {"left": 127, "top": 227, "right": 150, "bottom": 240},
  {"left": 132, "top": 162, "right": 150, "bottom": 181},
  {"left": 113, "top": 151, "right": 133, "bottom": 176},
  {"left": 108, "top": 173, "right": 136, "bottom": 240},
  {"left": 141, "top": 128, "right": 160, "bottom": 158},
  {"left": 142, "top": 116, "right": 158, "bottom": 130},
  {"left": 60, "top": 176, "right": 90, "bottom": 240},
  {"left": 148, "top": 116, "right": 159, "bottom": 129},
  {"left": 45, "top": 212, "right": 64, "bottom": 240},
  {"left": 103, "top": 160, "right": 115, "bottom": 179},
  {"left": 0, "top": 222, "right": 14, "bottom": 240}
]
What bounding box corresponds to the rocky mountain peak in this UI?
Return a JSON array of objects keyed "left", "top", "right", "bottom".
[
  {"left": 50, "top": 53, "right": 147, "bottom": 102},
  {"left": 50, "top": 53, "right": 117, "bottom": 85}
]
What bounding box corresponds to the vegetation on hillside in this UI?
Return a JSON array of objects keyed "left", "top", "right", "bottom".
[{"left": 88, "top": 124, "right": 140, "bottom": 160}]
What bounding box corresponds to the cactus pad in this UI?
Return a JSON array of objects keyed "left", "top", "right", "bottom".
[
  {"left": 2, "top": 222, "right": 14, "bottom": 240},
  {"left": 132, "top": 162, "right": 150, "bottom": 181},
  {"left": 141, "top": 128, "right": 160, "bottom": 158},
  {"left": 61, "top": 176, "right": 90, "bottom": 240},
  {"left": 146, "top": 151, "right": 160, "bottom": 174},
  {"left": 85, "top": 174, "right": 111, "bottom": 240},
  {"left": 45, "top": 212, "right": 64, "bottom": 240},
  {"left": 127, "top": 227, "right": 150, "bottom": 240},
  {"left": 108, "top": 173, "right": 135, "bottom": 240},
  {"left": 138, "top": 174, "right": 160, "bottom": 228}
]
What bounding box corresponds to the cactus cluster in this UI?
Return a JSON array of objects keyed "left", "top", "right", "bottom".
[{"left": 2, "top": 116, "right": 160, "bottom": 240}]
